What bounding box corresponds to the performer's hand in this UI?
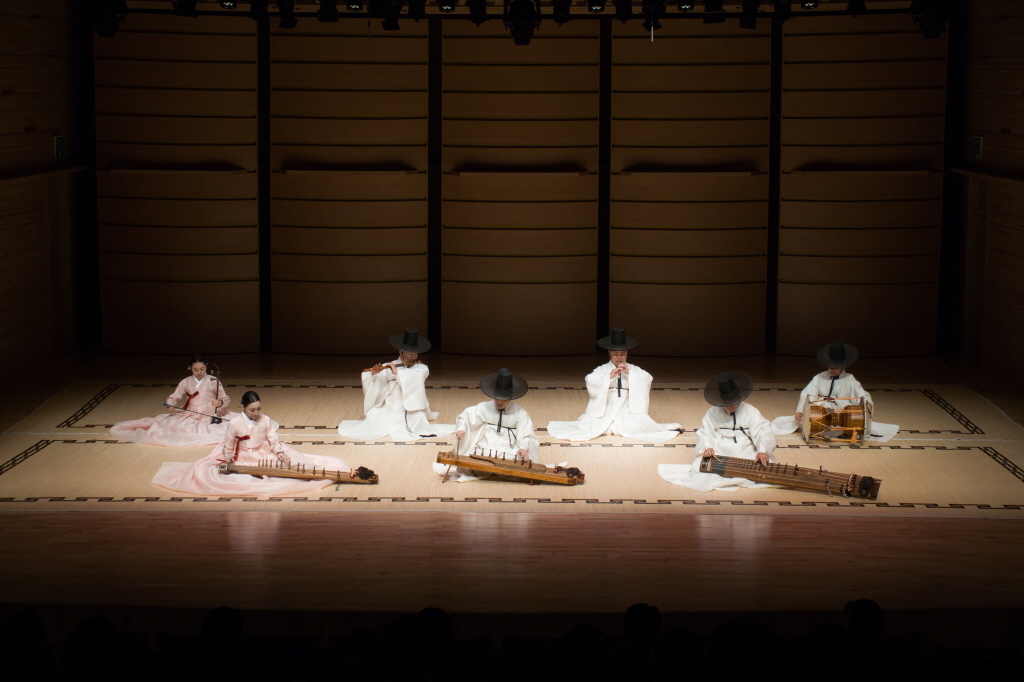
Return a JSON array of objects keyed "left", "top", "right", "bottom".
[
  {"left": 517, "top": 449, "right": 530, "bottom": 461},
  {"left": 866, "top": 403, "right": 874, "bottom": 417},
  {"left": 276, "top": 451, "right": 291, "bottom": 466},
  {"left": 387, "top": 362, "right": 399, "bottom": 375},
  {"left": 212, "top": 399, "right": 224, "bottom": 408},
  {"left": 702, "top": 447, "right": 714, "bottom": 457},
  {"left": 794, "top": 412, "right": 802, "bottom": 423},
  {"left": 755, "top": 452, "right": 769, "bottom": 466},
  {"left": 369, "top": 363, "right": 383, "bottom": 375},
  {"left": 455, "top": 430, "right": 465, "bottom": 441},
  {"left": 619, "top": 364, "right": 629, "bottom": 374},
  {"left": 166, "top": 404, "right": 177, "bottom": 413}
]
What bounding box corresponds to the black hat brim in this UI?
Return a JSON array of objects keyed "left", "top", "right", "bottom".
[
  {"left": 479, "top": 372, "right": 529, "bottom": 401},
  {"left": 389, "top": 333, "right": 432, "bottom": 353},
  {"left": 816, "top": 342, "right": 859, "bottom": 368},
  {"left": 597, "top": 335, "right": 639, "bottom": 350},
  {"left": 703, "top": 371, "right": 754, "bottom": 407}
]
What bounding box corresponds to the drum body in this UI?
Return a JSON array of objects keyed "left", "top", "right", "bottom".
[{"left": 801, "top": 395, "right": 872, "bottom": 444}]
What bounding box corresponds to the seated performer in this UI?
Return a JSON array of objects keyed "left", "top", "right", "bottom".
[
  {"left": 658, "top": 371, "right": 777, "bottom": 492},
  {"left": 109, "top": 355, "right": 233, "bottom": 447},
  {"left": 338, "top": 328, "right": 454, "bottom": 442},
  {"left": 153, "top": 391, "right": 353, "bottom": 496},
  {"left": 432, "top": 368, "right": 539, "bottom": 482},
  {"left": 547, "top": 328, "right": 681, "bottom": 443}
]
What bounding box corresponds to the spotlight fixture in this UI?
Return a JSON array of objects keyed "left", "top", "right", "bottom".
[
  {"left": 801, "top": 1, "right": 817, "bottom": 8},
  {"left": 347, "top": 1, "right": 364, "bottom": 10},
  {"left": 911, "top": 0, "right": 948, "bottom": 39},
  {"left": 552, "top": 0, "right": 572, "bottom": 24},
  {"left": 703, "top": 0, "right": 724, "bottom": 24},
  {"left": 249, "top": 0, "right": 269, "bottom": 19},
  {"left": 317, "top": 0, "right": 339, "bottom": 20},
  {"left": 504, "top": 0, "right": 541, "bottom": 44},
  {"left": 641, "top": 0, "right": 664, "bottom": 31},
  {"left": 278, "top": 0, "right": 298, "bottom": 28},
  {"left": 588, "top": 0, "right": 605, "bottom": 12},
  {"left": 440, "top": 0, "right": 458, "bottom": 11},
  {"left": 677, "top": 2, "right": 694, "bottom": 10},
  {"left": 408, "top": 0, "right": 426, "bottom": 19},
  {"left": 847, "top": 0, "right": 866, "bottom": 14},
  {"left": 614, "top": 0, "right": 632, "bottom": 22},
  {"left": 93, "top": 0, "right": 127, "bottom": 38},
  {"left": 173, "top": 0, "right": 199, "bottom": 16},
  {"left": 220, "top": 1, "right": 238, "bottom": 8},
  {"left": 739, "top": 0, "right": 759, "bottom": 29},
  {"left": 468, "top": 0, "right": 490, "bottom": 24}
]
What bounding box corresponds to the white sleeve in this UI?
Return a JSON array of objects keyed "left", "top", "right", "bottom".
[
  {"left": 583, "top": 366, "right": 610, "bottom": 417},
  {"left": 796, "top": 377, "right": 817, "bottom": 413},
  {"left": 695, "top": 410, "right": 717, "bottom": 454}
]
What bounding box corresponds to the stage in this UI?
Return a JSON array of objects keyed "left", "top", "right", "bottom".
[{"left": 1, "top": 353, "right": 1024, "bottom": 617}]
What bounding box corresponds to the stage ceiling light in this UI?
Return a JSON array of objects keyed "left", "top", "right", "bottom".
[
  {"left": 641, "top": 0, "right": 664, "bottom": 31},
  {"left": 677, "top": 2, "right": 694, "bottom": 11},
  {"left": 848, "top": 0, "right": 866, "bottom": 13},
  {"left": 614, "top": 0, "right": 632, "bottom": 22},
  {"left": 588, "top": 0, "right": 605, "bottom": 13},
  {"left": 220, "top": 1, "right": 238, "bottom": 8},
  {"left": 408, "top": 0, "right": 426, "bottom": 19},
  {"left": 440, "top": 0, "right": 459, "bottom": 11},
  {"left": 552, "top": 0, "right": 573, "bottom": 24},
  {"left": 317, "top": 0, "right": 340, "bottom": 20},
  {"left": 739, "top": 0, "right": 759, "bottom": 29},
  {"left": 703, "top": 0, "right": 724, "bottom": 23},
  {"left": 172, "top": 0, "right": 199, "bottom": 16},
  {"left": 504, "top": 0, "right": 541, "bottom": 45},
  {"left": 278, "top": 0, "right": 298, "bottom": 28},
  {"left": 347, "top": 1, "right": 364, "bottom": 10},
  {"left": 94, "top": 0, "right": 128, "bottom": 37},
  {"left": 801, "top": 1, "right": 817, "bottom": 8},
  {"left": 468, "top": 0, "right": 490, "bottom": 24}
]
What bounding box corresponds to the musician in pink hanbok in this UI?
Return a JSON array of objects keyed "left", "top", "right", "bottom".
[
  {"left": 152, "top": 391, "right": 354, "bottom": 496},
  {"left": 109, "top": 355, "right": 233, "bottom": 447}
]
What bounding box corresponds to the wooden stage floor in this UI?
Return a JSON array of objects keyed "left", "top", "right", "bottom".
[{"left": 2, "top": 352, "right": 1023, "bottom": 617}]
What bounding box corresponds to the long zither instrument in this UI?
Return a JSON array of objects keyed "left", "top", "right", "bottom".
[
  {"left": 436, "top": 448, "right": 585, "bottom": 486},
  {"left": 163, "top": 402, "right": 224, "bottom": 425},
  {"left": 218, "top": 459, "right": 378, "bottom": 484},
  {"left": 698, "top": 454, "right": 881, "bottom": 499}
]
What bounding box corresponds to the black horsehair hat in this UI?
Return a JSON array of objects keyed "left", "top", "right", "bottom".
[
  {"left": 480, "top": 368, "right": 529, "bottom": 401},
  {"left": 597, "top": 327, "right": 639, "bottom": 350},
  {"left": 816, "top": 340, "right": 859, "bottom": 368},
  {"left": 703, "top": 371, "right": 754, "bottom": 407},
  {"left": 389, "top": 327, "right": 432, "bottom": 353}
]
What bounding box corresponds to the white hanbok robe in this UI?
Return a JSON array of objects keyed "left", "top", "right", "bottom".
[
  {"left": 432, "top": 400, "right": 540, "bottom": 482},
  {"left": 338, "top": 360, "right": 454, "bottom": 442},
  {"left": 659, "top": 402, "right": 777, "bottom": 492},
  {"left": 772, "top": 371, "right": 897, "bottom": 440},
  {"left": 546, "top": 363, "right": 681, "bottom": 443}
]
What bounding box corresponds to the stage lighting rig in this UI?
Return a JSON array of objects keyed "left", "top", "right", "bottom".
[
  {"left": 408, "top": 0, "right": 426, "bottom": 19},
  {"left": 552, "top": 0, "right": 573, "bottom": 24},
  {"left": 801, "top": 1, "right": 817, "bottom": 8},
  {"left": 220, "top": 1, "right": 238, "bottom": 8},
  {"left": 278, "top": 0, "right": 298, "bottom": 28},
  {"left": 739, "top": 0, "right": 759, "bottom": 29},
  {"left": 614, "top": 0, "right": 632, "bottom": 23},
  {"left": 589, "top": 0, "right": 605, "bottom": 12},
  {"left": 911, "top": 0, "right": 948, "bottom": 39},
  {"left": 677, "top": 2, "right": 694, "bottom": 11},
  {"left": 504, "top": 0, "right": 541, "bottom": 44},
  {"left": 317, "top": 0, "right": 339, "bottom": 20},
  {"left": 347, "top": 1, "right": 364, "bottom": 10},
  {"left": 641, "top": 0, "right": 664, "bottom": 32},
  {"left": 93, "top": 0, "right": 127, "bottom": 38},
  {"left": 702, "top": 0, "right": 724, "bottom": 24},
  {"left": 173, "top": 0, "right": 199, "bottom": 16},
  {"left": 848, "top": 0, "right": 866, "bottom": 13},
  {"left": 468, "top": 0, "right": 490, "bottom": 24},
  {"left": 440, "top": 0, "right": 459, "bottom": 11}
]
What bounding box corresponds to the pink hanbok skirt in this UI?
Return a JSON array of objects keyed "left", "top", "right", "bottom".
[
  {"left": 151, "top": 444, "right": 352, "bottom": 497},
  {"left": 110, "top": 411, "right": 236, "bottom": 447}
]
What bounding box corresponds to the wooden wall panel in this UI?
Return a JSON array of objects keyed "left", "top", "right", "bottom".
[
  {"left": 269, "top": 20, "right": 428, "bottom": 353},
  {"left": 441, "top": 20, "right": 599, "bottom": 355},
  {"left": 777, "top": 11, "right": 947, "bottom": 357},
  {"left": 0, "top": 176, "right": 52, "bottom": 361},
  {"left": 0, "top": 0, "right": 75, "bottom": 175}
]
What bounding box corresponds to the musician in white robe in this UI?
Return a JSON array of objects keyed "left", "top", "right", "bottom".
[
  {"left": 432, "top": 368, "right": 539, "bottom": 482},
  {"left": 338, "top": 328, "right": 454, "bottom": 442},
  {"left": 547, "top": 328, "right": 680, "bottom": 444},
  {"left": 659, "top": 371, "right": 777, "bottom": 492},
  {"left": 771, "top": 341, "right": 896, "bottom": 440}
]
